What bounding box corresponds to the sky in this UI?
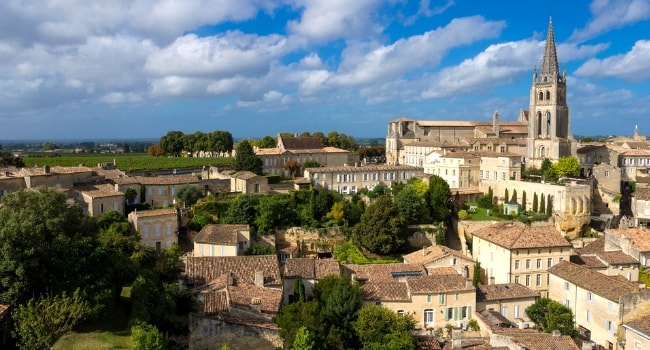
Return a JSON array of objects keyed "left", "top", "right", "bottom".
[{"left": 2, "top": 0, "right": 650, "bottom": 141}]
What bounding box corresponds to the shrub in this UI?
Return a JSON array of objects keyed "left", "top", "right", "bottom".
[
  {"left": 458, "top": 209, "right": 470, "bottom": 220},
  {"left": 131, "top": 322, "right": 168, "bottom": 350}
]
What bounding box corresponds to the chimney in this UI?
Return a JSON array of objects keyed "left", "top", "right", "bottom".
[
  {"left": 251, "top": 297, "right": 262, "bottom": 313},
  {"left": 254, "top": 270, "right": 264, "bottom": 287},
  {"left": 552, "top": 330, "right": 561, "bottom": 337},
  {"left": 451, "top": 328, "right": 462, "bottom": 349}
]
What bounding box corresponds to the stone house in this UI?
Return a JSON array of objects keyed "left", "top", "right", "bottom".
[
  {"left": 548, "top": 260, "right": 650, "bottom": 350},
  {"left": 402, "top": 245, "right": 474, "bottom": 279},
  {"left": 618, "top": 148, "right": 650, "bottom": 183},
  {"left": 182, "top": 255, "right": 283, "bottom": 350},
  {"left": 303, "top": 164, "right": 422, "bottom": 194},
  {"left": 255, "top": 135, "right": 356, "bottom": 177},
  {"left": 282, "top": 258, "right": 341, "bottom": 303},
  {"left": 193, "top": 224, "right": 251, "bottom": 257},
  {"left": 621, "top": 315, "right": 650, "bottom": 350},
  {"left": 489, "top": 332, "right": 580, "bottom": 350},
  {"left": 230, "top": 171, "right": 268, "bottom": 194},
  {"left": 475, "top": 283, "right": 539, "bottom": 326},
  {"left": 0, "top": 166, "right": 25, "bottom": 197},
  {"left": 128, "top": 208, "right": 178, "bottom": 251},
  {"left": 471, "top": 221, "right": 573, "bottom": 297},
  {"left": 114, "top": 174, "right": 200, "bottom": 208},
  {"left": 577, "top": 144, "right": 612, "bottom": 177},
  {"left": 401, "top": 140, "right": 470, "bottom": 167},
  {"left": 605, "top": 227, "right": 650, "bottom": 267},
  {"left": 572, "top": 236, "right": 639, "bottom": 281},
  {"left": 73, "top": 183, "right": 125, "bottom": 218},
  {"left": 20, "top": 166, "right": 95, "bottom": 197},
  {"left": 632, "top": 187, "right": 650, "bottom": 228}
]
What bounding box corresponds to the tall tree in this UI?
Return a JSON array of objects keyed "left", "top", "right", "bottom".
[
  {"left": 428, "top": 175, "right": 451, "bottom": 222},
  {"left": 354, "top": 305, "right": 416, "bottom": 350},
  {"left": 532, "top": 192, "right": 539, "bottom": 213},
  {"left": 521, "top": 191, "right": 527, "bottom": 212},
  {"left": 526, "top": 298, "right": 577, "bottom": 336},
  {"left": 540, "top": 193, "right": 546, "bottom": 214},
  {"left": 176, "top": 184, "right": 203, "bottom": 207},
  {"left": 552, "top": 156, "right": 582, "bottom": 179},
  {"left": 394, "top": 186, "right": 427, "bottom": 225},
  {"left": 293, "top": 326, "right": 315, "bottom": 350},
  {"left": 234, "top": 140, "right": 263, "bottom": 175},
  {"left": 546, "top": 195, "right": 553, "bottom": 217},
  {"left": 354, "top": 195, "right": 408, "bottom": 254},
  {"left": 159, "top": 131, "right": 185, "bottom": 157}
]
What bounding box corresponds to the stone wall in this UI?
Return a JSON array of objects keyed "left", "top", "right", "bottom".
[{"left": 189, "top": 316, "right": 283, "bottom": 350}]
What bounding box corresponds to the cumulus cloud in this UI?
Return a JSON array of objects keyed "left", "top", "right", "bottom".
[
  {"left": 332, "top": 16, "right": 506, "bottom": 87},
  {"left": 569, "top": 0, "right": 650, "bottom": 42},
  {"left": 574, "top": 40, "right": 650, "bottom": 81}
]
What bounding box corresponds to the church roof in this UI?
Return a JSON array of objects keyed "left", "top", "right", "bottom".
[{"left": 541, "top": 17, "right": 559, "bottom": 77}]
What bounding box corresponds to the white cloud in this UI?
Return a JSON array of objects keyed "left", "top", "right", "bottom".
[
  {"left": 100, "top": 92, "right": 143, "bottom": 104},
  {"left": 145, "top": 32, "right": 287, "bottom": 78},
  {"left": 569, "top": 0, "right": 650, "bottom": 42},
  {"left": 332, "top": 16, "right": 506, "bottom": 87},
  {"left": 287, "top": 0, "right": 384, "bottom": 42},
  {"left": 574, "top": 40, "right": 650, "bottom": 81}
]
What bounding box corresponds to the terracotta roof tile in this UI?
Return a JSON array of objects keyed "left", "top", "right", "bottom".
[
  {"left": 74, "top": 183, "right": 123, "bottom": 198},
  {"left": 22, "top": 166, "right": 93, "bottom": 176},
  {"left": 569, "top": 255, "right": 607, "bottom": 269},
  {"left": 315, "top": 259, "right": 341, "bottom": 279},
  {"left": 305, "top": 164, "right": 422, "bottom": 173},
  {"left": 472, "top": 222, "right": 572, "bottom": 249},
  {"left": 607, "top": 227, "right": 650, "bottom": 252},
  {"left": 194, "top": 224, "right": 248, "bottom": 245},
  {"left": 503, "top": 333, "right": 580, "bottom": 350},
  {"left": 184, "top": 255, "right": 281, "bottom": 287},
  {"left": 227, "top": 283, "right": 282, "bottom": 316},
  {"left": 200, "top": 290, "right": 229, "bottom": 315},
  {"left": 413, "top": 335, "right": 443, "bottom": 350},
  {"left": 279, "top": 136, "right": 322, "bottom": 150},
  {"left": 284, "top": 258, "right": 316, "bottom": 279},
  {"left": 577, "top": 236, "right": 639, "bottom": 265},
  {"left": 403, "top": 245, "right": 472, "bottom": 266},
  {"left": 635, "top": 187, "right": 650, "bottom": 200},
  {"left": 130, "top": 208, "right": 177, "bottom": 218},
  {"left": 476, "top": 283, "right": 539, "bottom": 302},
  {"left": 624, "top": 314, "right": 650, "bottom": 338},
  {"left": 134, "top": 174, "right": 199, "bottom": 185},
  {"left": 406, "top": 274, "right": 474, "bottom": 294},
  {"left": 548, "top": 261, "right": 638, "bottom": 301},
  {"left": 362, "top": 281, "right": 410, "bottom": 301},
  {"left": 342, "top": 263, "right": 426, "bottom": 282}
]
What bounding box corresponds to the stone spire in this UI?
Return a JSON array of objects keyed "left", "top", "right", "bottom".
[{"left": 540, "top": 17, "right": 559, "bottom": 77}]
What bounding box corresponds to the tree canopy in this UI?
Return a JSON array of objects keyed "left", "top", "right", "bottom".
[
  {"left": 354, "top": 195, "right": 408, "bottom": 254},
  {"left": 234, "top": 139, "right": 263, "bottom": 175},
  {"left": 525, "top": 298, "right": 577, "bottom": 336}
]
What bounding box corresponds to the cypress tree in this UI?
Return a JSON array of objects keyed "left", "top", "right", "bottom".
[
  {"left": 522, "top": 191, "right": 527, "bottom": 212},
  {"left": 511, "top": 189, "right": 518, "bottom": 203},
  {"left": 504, "top": 188, "right": 509, "bottom": 204},
  {"left": 540, "top": 193, "right": 546, "bottom": 214},
  {"left": 532, "top": 192, "right": 538, "bottom": 213},
  {"left": 546, "top": 195, "right": 553, "bottom": 217}
]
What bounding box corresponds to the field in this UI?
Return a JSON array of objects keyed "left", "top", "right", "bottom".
[{"left": 22, "top": 153, "right": 234, "bottom": 171}]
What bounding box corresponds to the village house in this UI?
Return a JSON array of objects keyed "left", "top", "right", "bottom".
[
  {"left": 0, "top": 166, "right": 25, "bottom": 197},
  {"left": 282, "top": 258, "right": 341, "bottom": 303},
  {"left": 20, "top": 165, "right": 95, "bottom": 197},
  {"left": 255, "top": 135, "right": 356, "bottom": 177},
  {"left": 604, "top": 227, "right": 650, "bottom": 267},
  {"left": 572, "top": 236, "right": 639, "bottom": 281},
  {"left": 401, "top": 140, "right": 470, "bottom": 167},
  {"left": 618, "top": 148, "right": 650, "bottom": 183},
  {"left": 402, "top": 245, "right": 474, "bottom": 279},
  {"left": 113, "top": 174, "right": 200, "bottom": 208},
  {"left": 127, "top": 208, "right": 179, "bottom": 251},
  {"left": 632, "top": 187, "right": 650, "bottom": 228},
  {"left": 182, "top": 255, "right": 283, "bottom": 350},
  {"left": 489, "top": 331, "right": 580, "bottom": 350},
  {"left": 621, "top": 315, "right": 650, "bottom": 350},
  {"left": 475, "top": 283, "right": 539, "bottom": 326},
  {"left": 230, "top": 171, "right": 268, "bottom": 194},
  {"left": 303, "top": 164, "right": 422, "bottom": 194},
  {"left": 548, "top": 260, "right": 650, "bottom": 350},
  {"left": 193, "top": 224, "right": 251, "bottom": 257},
  {"left": 73, "top": 183, "right": 125, "bottom": 218},
  {"left": 471, "top": 221, "right": 573, "bottom": 297}
]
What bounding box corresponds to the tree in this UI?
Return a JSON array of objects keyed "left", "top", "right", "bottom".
[
  {"left": 12, "top": 289, "right": 91, "bottom": 350},
  {"left": 255, "top": 194, "right": 295, "bottom": 235},
  {"left": 435, "top": 223, "right": 446, "bottom": 246},
  {"left": 234, "top": 140, "right": 263, "bottom": 175},
  {"left": 220, "top": 194, "right": 259, "bottom": 226},
  {"left": 284, "top": 160, "right": 302, "bottom": 178},
  {"left": 521, "top": 191, "right": 527, "bottom": 212},
  {"left": 354, "top": 305, "right": 416, "bottom": 350},
  {"left": 159, "top": 131, "right": 185, "bottom": 156},
  {"left": 131, "top": 322, "right": 168, "bottom": 350},
  {"left": 320, "top": 275, "right": 362, "bottom": 349},
  {"left": 472, "top": 261, "right": 482, "bottom": 286},
  {"left": 176, "top": 184, "right": 203, "bottom": 207},
  {"left": 354, "top": 195, "right": 408, "bottom": 254},
  {"left": 428, "top": 175, "right": 451, "bottom": 221},
  {"left": 293, "top": 280, "right": 306, "bottom": 303},
  {"left": 553, "top": 156, "right": 581, "bottom": 179},
  {"left": 325, "top": 202, "right": 345, "bottom": 225},
  {"left": 394, "top": 186, "right": 427, "bottom": 225},
  {"left": 546, "top": 195, "right": 553, "bottom": 216},
  {"left": 147, "top": 144, "right": 164, "bottom": 157},
  {"left": 276, "top": 301, "right": 323, "bottom": 348},
  {"left": 303, "top": 159, "right": 321, "bottom": 169},
  {"left": 540, "top": 193, "right": 546, "bottom": 214},
  {"left": 532, "top": 192, "right": 539, "bottom": 213},
  {"left": 257, "top": 135, "right": 276, "bottom": 148},
  {"left": 125, "top": 187, "right": 138, "bottom": 205},
  {"left": 504, "top": 188, "right": 509, "bottom": 204},
  {"left": 511, "top": 189, "right": 517, "bottom": 203},
  {"left": 293, "top": 326, "right": 315, "bottom": 350},
  {"left": 525, "top": 298, "right": 577, "bottom": 336}
]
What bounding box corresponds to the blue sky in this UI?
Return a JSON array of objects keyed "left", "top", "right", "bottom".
[{"left": 1, "top": 0, "right": 650, "bottom": 141}]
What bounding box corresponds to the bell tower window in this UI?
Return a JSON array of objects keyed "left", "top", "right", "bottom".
[
  {"left": 539, "top": 91, "right": 543, "bottom": 100},
  {"left": 546, "top": 91, "right": 551, "bottom": 100},
  {"left": 546, "top": 112, "right": 551, "bottom": 136}
]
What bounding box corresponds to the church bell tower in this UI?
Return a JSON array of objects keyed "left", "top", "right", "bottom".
[{"left": 526, "top": 17, "right": 574, "bottom": 168}]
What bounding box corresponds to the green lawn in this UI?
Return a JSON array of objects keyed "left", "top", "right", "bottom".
[
  {"left": 54, "top": 301, "right": 132, "bottom": 349},
  {"left": 23, "top": 153, "right": 233, "bottom": 171},
  {"left": 463, "top": 202, "right": 504, "bottom": 221}
]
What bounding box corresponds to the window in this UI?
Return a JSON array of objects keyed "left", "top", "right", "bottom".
[
  {"left": 586, "top": 310, "right": 592, "bottom": 322},
  {"left": 397, "top": 310, "right": 405, "bottom": 316},
  {"left": 605, "top": 320, "right": 613, "bottom": 333},
  {"left": 587, "top": 292, "right": 593, "bottom": 302},
  {"left": 536, "top": 259, "right": 542, "bottom": 269},
  {"left": 100, "top": 203, "right": 104, "bottom": 213},
  {"left": 547, "top": 258, "right": 553, "bottom": 268},
  {"left": 461, "top": 306, "right": 469, "bottom": 319},
  {"left": 427, "top": 294, "right": 432, "bottom": 303},
  {"left": 525, "top": 275, "right": 530, "bottom": 287},
  {"left": 501, "top": 307, "right": 507, "bottom": 317},
  {"left": 166, "top": 223, "right": 172, "bottom": 235},
  {"left": 565, "top": 299, "right": 571, "bottom": 308},
  {"left": 155, "top": 224, "right": 161, "bottom": 237},
  {"left": 446, "top": 307, "right": 454, "bottom": 321},
  {"left": 424, "top": 309, "right": 434, "bottom": 326},
  {"left": 536, "top": 274, "right": 541, "bottom": 286},
  {"left": 158, "top": 186, "right": 164, "bottom": 195},
  {"left": 515, "top": 260, "right": 520, "bottom": 270},
  {"left": 564, "top": 282, "right": 570, "bottom": 290},
  {"left": 514, "top": 276, "right": 520, "bottom": 284},
  {"left": 142, "top": 227, "right": 149, "bottom": 239},
  {"left": 455, "top": 293, "right": 459, "bottom": 301},
  {"left": 438, "top": 293, "right": 446, "bottom": 305},
  {"left": 525, "top": 259, "right": 531, "bottom": 269},
  {"left": 514, "top": 305, "right": 520, "bottom": 318}
]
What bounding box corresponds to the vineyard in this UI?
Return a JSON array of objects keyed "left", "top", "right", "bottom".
[{"left": 22, "top": 153, "right": 234, "bottom": 171}]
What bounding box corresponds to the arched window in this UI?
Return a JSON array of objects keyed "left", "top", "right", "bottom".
[
  {"left": 539, "top": 91, "right": 544, "bottom": 100},
  {"left": 546, "top": 91, "right": 551, "bottom": 100},
  {"left": 546, "top": 112, "right": 551, "bottom": 135},
  {"left": 537, "top": 112, "right": 542, "bottom": 137},
  {"left": 540, "top": 146, "right": 546, "bottom": 158}
]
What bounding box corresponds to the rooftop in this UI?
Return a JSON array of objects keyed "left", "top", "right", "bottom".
[
  {"left": 406, "top": 274, "right": 474, "bottom": 294},
  {"left": 472, "top": 222, "right": 572, "bottom": 249},
  {"left": 194, "top": 224, "right": 248, "bottom": 245},
  {"left": 548, "top": 261, "right": 638, "bottom": 302},
  {"left": 129, "top": 207, "right": 177, "bottom": 218},
  {"left": 476, "top": 283, "right": 540, "bottom": 302},
  {"left": 623, "top": 314, "right": 650, "bottom": 338},
  {"left": 607, "top": 227, "right": 650, "bottom": 252},
  {"left": 184, "top": 255, "right": 281, "bottom": 287},
  {"left": 403, "top": 245, "right": 471, "bottom": 266}
]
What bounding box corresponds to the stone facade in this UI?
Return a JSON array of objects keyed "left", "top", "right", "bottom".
[
  {"left": 303, "top": 164, "right": 422, "bottom": 194},
  {"left": 128, "top": 208, "right": 179, "bottom": 250},
  {"left": 188, "top": 315, "right": 282, "bottom": 350}
]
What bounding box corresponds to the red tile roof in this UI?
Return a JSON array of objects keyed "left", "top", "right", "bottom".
[
  {"left": 403, "top": 245, "right": 472, "bottom": 266},
  {"left": 472, "top": 222, "right": 572, "bottom": 249},
  {"left": 548, "top": 261, "right": 638, "bottom": 301},
  {"left": 194, "top": 224, "right": 248, "bottom": 245},
  {"left": 476, "top": 283, "right": 539, "bottom": 302},
  {"left": 184, "top": 255, "right": 281, "bottom": 287},
  {"left": 406, "top": 274, "right": 474, "bottom": 294}
]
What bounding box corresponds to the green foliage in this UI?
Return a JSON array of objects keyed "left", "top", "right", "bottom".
[
  {"left": 428, "top": 175, "right": 451, "bottom": 221},
  {"left": 220, "top": 194, "right": 259, "bottom": 226},
  {"left": 319, "top": 275, "right": 363, "bottom": 349},
  {"left": 552, "top": 156, "right": 581, "bottom": 179},
  {"left": 540, "top": 193, "right": 546, "bottom": 215},
  {"left": 467, "top": 319, "right": 480, "bottom": 331},
  {"left": 394, "top": 186, "right": 428, "bottom": 225},
  {"left": 458, "top": 209, "right": 470, "bottom": 220},
  {"left": 249, "top": 245, "right": 276, "bottom": 255},
  {"left": 125, "top": 187, "right": 138, "bottom": 205},
  {"left": 0, "top": 152, "right": 25, "bottom": 166},
  {"left": 234, "top": 139, "right": 263, "bottom": 175},
  {"left": 521, "top": 191, "right": 527, "bottom": 212},
  {"left": 255, "top": 194, "right": 296, "bottom": 234},
  {"left": 532, "top": 192, "right": 538, "bottom": 213},
  {"left": 354, "top": 195, "right": 408, "bottom": 254},
  {"left": 472, "top": 261, "right": 481, "bottom": 286},
  {"left": 504, "top": 188, "right": 509, "bottom": 203},
  {"left": 12, "top": 289, "right": 91, "bottom": 350},
  {"left": 354, "top": 305, "right": 417, "bottom": 350},
  {"left": 176, "top": 184, "right": 203, "bottom": 207},
  {"left": 525, "top": 298, "right": 577, "bottom": 336},
  {"left": 276, "top": 301, "right": 323, "bottom": 348},
  {"left": 159, "top": 131, "right": 185, "bottom": 157},
  {"left": 511, "top": 189, "right": 517, "bottom": 203},
  {"left": 435, "top": 223, "right": 446, "bottom": 246},
  {"left": 131, "top": 322, "right": 168, "bottom": 350},
  {"left": 333, "top": 242, "right": 371, "bottom": 264},
  {"left": 188, "top": 214, "right": 216, "bottom": 232},
  {"left": 293, "top": 280, "right": 306, "bottom": 303},
  {"left": 293, "top": 326, "right": 316, "bottom": 350},
  {"left": 546, "top": 195, "right": 553, "bottom": 216},
  {"left": 23, "top": 153, "right": 234, "bottom": 171}
]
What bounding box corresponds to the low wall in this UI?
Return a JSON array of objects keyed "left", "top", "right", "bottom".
[{"left": 189, "top": 315, "right": 282, "bottom": 350}]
